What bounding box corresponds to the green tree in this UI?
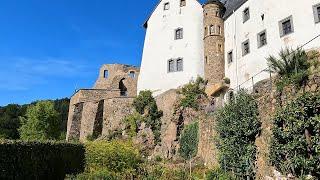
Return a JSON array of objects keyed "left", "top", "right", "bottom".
[
  {"left": 53, "top": 98, "right": 70, "bottom": 139},
  {"left": 215, "top": 90, "right": 261, "bottom": 179},
  {"left": 178, "top": 77, "right": 207, "bottom": 110},
  {"left": 19, "top": 101, "right": 60, "bottom": 140},
  {"left": 0, "top": 104, "right": 26, "bottom": 139},
  {"left": 270, "top": 92, "right": 320, "bottom": 178}
]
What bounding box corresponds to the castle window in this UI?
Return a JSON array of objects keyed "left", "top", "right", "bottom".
[
  {"left": 313, "top": 4, "right": 320, "bottom": 23},
  {"left": 215, "top": 11, "right": 219, "bottom": 17},
  {"left": 218, "top": 44, "right": 222, "bottom": 52},
  {"left": 217, "top": 25, "right": 221, "bottom": 35},
  {"left": 175, "top": 28, "right": 183, "bottom": 40},
  {"left": 279, "top": 16, "right": 294, "bottom": 37},
  {"left": 227, "top": 50, "right": 233, "bottom": 64},
  {"left": 242, "top": 40, "right": 250, "bottom": 56},
  {"left": 180, "top": 0, "right": 186, "bottom": 7},
  {"left": 168, "top": 60, "right": 175, "bottom": 73},
  {"left": 164, "top": 2, "right": 170, "bottom": 10},
  {"left": 129, "top": 71, "right": 135, "bottom": 78},
  {"left": 205, "top": 56, "right": 208, "bottom": 64},
  {"left": 210, "top": 25, "right": 215, "bottom": 35},
  {"left": 204, "top": 27, "right": 208, "bottom": 37},
  {"left": 103, "top": 70, "right": 109, "bottom": 78},
  {"left": 243, "top": 8, "right": 250, "bottom": 23},
  {"left": 257, "top": 30, "right": 267, "bottom": 48},
  {"left": 176, "top": 59, "right": 183, "bottom": 72}
]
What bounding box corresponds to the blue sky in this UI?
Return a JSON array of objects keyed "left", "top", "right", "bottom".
[{"left": 0, "top": 0, "right": 207, "bottom": 106}]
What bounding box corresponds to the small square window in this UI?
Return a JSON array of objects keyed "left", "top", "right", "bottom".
[
  {"left": 168, "top": 60, "right": 175, "bottom": 73},
  {"left": 227, "top": 51, "right": 233, "bottom": 64},
  {"left": 164, "top": 2, "right": 170, "bottom": 10},
  {"left": 103, "top": 70, "right": 109, "bottom": 78},
  {"left": 242, "top": 40, "right": 250, "bottom": 56},
  {"left": 180, "top": 0, "right": 186, "bottom": 7},
  {"left": 177, "top": 59, "right": 183, "bottom": 72},
  {"left": 313, "top": 4, "right": 320, "bottom": 23},
  {"left": 175, "top": 28, "right": 183, "bottom": 40},
  {"left": 243, "top": 8, "right": 250, "bottom": 23},
  {"left": 257, "top": 30, "right": 267, "bottom": 48},
  {"left": 279, "top": 16, "right": 294, "bottom": 37}
]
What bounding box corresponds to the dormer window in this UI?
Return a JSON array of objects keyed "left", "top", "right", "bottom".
[
  {"left": 175, "top": 28, "right": 183, "bottom": 40},
  {"left": 129, "top": 71, "right": 135, "bottom": 78},
  {"left": 180, "top": 0, "right": 186, "bottom": 7},
  {"left": 103, "top": 70, "right": 109, "bottom": 78},
  {"left": 243, "top": 8, "right": 250, "bottom": 23},
  {"left": 164, "top": 2, "right": 170, "bottom": 10}
]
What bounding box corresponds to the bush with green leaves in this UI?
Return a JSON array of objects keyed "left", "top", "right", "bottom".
[
  {"left": 178, "top": 77, "right": 207, "bottom": 110},
  {"left": 267, "top": 48, "right": 312, "bottom": 91},
  {"left": 19, "top": 101, "right": 61, "bottom": 140},
  {"left": 0, "top": 104, "right": 26, "bottom": 139},
  {"left": 215, "top": 90, "right": 261, "bottom": 179},
  {"left": 270, "top": 92, "right": 320, "bottom": 178},
  {"left": 77, "top": 140, "right": 142, "bottom": 179},
  {"left": 206, "top": 168, "right": 235, "bottom": 180},
  {"left": 131, "top": 90, "right": 163, "bottom": 144},
  {"left": 0, "top": 140, "right": 85, "bottom": 179},
  {"left": 179, "top": 121, "right": 199, "bottom": 160}
]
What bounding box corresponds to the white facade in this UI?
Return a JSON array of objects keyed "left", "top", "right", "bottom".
[
  {"left": 224, "top": 0, "right": 320, "bottom": 91},
  {"left": 137, "top": 0, "right": 204, "bottom": 96}
]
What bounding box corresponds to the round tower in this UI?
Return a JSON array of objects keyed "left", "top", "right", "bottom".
[{"left": 203, "top": 0, "right": 225, "bottom": 86}]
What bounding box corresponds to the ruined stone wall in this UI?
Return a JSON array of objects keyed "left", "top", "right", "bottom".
[{"left": 94, "top": 64, "right": 139, "bottom": 97}]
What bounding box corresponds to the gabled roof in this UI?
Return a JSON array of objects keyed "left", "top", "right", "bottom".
[{"left": 223, "top": 0, "right": 248, "bottom": 19}]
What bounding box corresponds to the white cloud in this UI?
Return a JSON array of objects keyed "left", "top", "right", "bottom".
[{"left": 0, "top": 57, "right": 94, "bottom": 91}]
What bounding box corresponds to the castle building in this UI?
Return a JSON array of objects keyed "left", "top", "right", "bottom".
[{"left": 138, "top": 0, "right": 320, "bottom": 96}]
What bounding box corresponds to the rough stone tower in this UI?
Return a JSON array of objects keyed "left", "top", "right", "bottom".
[{"left": 203, "top": 0, "right": 225, "bottom": 86}]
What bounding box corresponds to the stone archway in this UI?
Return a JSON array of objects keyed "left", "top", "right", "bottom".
[{"left": 119, "top": 78, "right": 127, "bottom": 96}]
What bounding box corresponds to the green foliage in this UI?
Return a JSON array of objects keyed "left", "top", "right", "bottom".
[
  {"left": 206, "top": 168, "right": 235, "bottom": 180},
  {"left": 19, "top": 101, "right": 61, "bottom": 140},
  {"left": 270, "top": 92, "right": 320, "bottom": 178},
  {"left": 80, "top": 140, "right": 142, "bottom": 178},
  {"left": 53, "top": 98, "right": 70, "bottom": 138},
  {"left": 215, "top": 90, "right": 261, "bottom": 179},
  {"left": 178, "top": 77, "right": 207, "bottom": 110},
  {"left": 132, "top": 90, "right": 163, "bottom": 144},
  {"left": 0, "top": 140, "right": 85, "bottom": 179},
  {"left": 179, "top": 122, "right": 199, "bottom": 160},
  {"left": 123, "top": 113, "right": 143, "bottom": 138},
  {"left": 267, "top": 48, "right": 311, "bottom": 91},
  {"left": 0, "top": 104, "right": 26, "bottom": 139},
  {"left": 139, "top": 164, "right": 188, "bottom": 180}
]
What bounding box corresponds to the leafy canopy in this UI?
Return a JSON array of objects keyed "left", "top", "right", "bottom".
[
  {"left": 19, "top": 101, "right": 60, "bottom": 140},
  {"left": 270, "top": 92, "right": 320, "bottom": 178},
  {"left": 179, "top": 121, "right": 199, "bottom": 160},
  {"left": 215, "top": 90, "right": 261, "bottom": 179}
]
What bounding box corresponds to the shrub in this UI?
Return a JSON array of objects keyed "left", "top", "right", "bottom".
[
  {"left": 0, "top": 140, "right": 85, "bottom": 179},
  {"left": 19, "top": 101, "right": 60, "bottom": 140},
  {"left": 215, "top": 90, "right": 261, "bottom": 179},
  {"left": 270, "top": 92, "right": 320, "bottom": 178},
  {"left": 206, "top": 168, "right": 235, "bottom": 180},
  {"left": 80, "top": 140, "right": 142, "bottom": 178},
  {"left": 132, "top": 90, "right": 163, "bottom": 144},
  {"left": 178, "top": 77, "right": 207, "bottom": 110},
  {"left": 123, "top": 113, "right": 143, "bottom": 138},
  {"left": 179, "top": 122, "right": 199, "bottom": 160}
]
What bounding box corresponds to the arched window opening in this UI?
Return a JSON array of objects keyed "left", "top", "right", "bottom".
[
  {"left": 129, "top": 71, "right": 135, "bottom": 78},
  {"left": 103, "top": 70, "right": 109, "bottom": 78},
  {"left": 210, "top": 25, "right": 215, "bottom": 35},
  {"left": 119, "top": 78, "right": 128, "bottom": 96}
]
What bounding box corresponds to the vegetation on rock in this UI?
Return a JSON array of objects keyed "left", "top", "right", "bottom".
[
  {"left": 270, "top": 92, "right": 320, "bottom": 178},
  {"left": 129, "top": 90, "right": 162, "bottom": 144},
  {"left": 178, "top": 77, "right": 207, "bottom": 110},
  {"left": 215, "top": 90, "right": 261, "bottom": 179}
]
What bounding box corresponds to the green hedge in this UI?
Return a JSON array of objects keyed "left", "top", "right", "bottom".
[{"left": 0, "top": 141, "right": 85, "bottom": 180}]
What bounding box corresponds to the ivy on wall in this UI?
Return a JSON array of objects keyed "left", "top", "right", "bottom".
[
  {"left": 215, "top": 90, "right": 261, "bottom": 179},
  {"left": 270, "top": 92, "right": 320, "bottom": 178}
]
